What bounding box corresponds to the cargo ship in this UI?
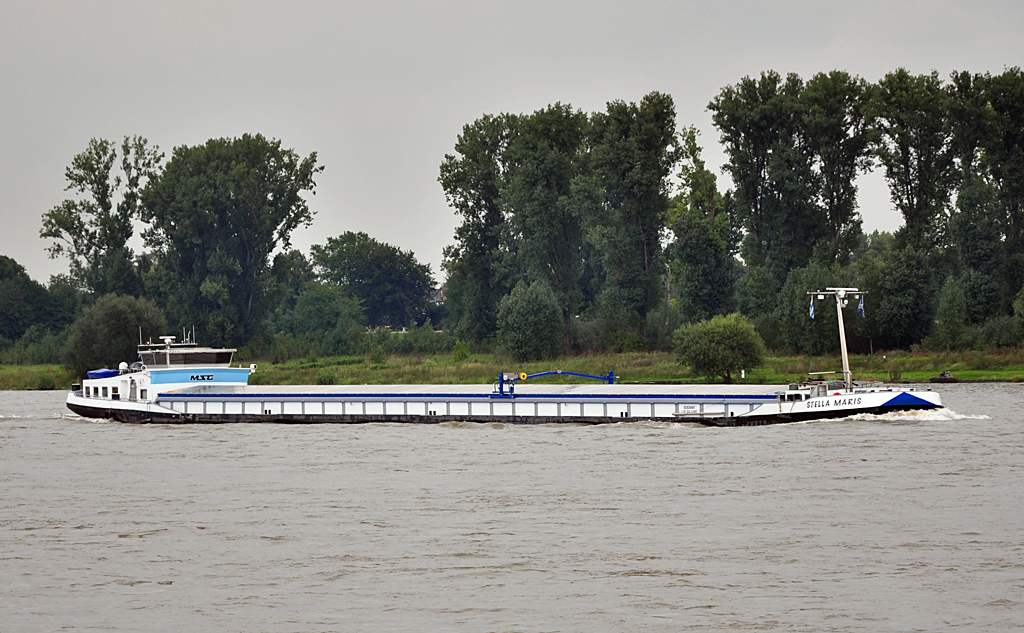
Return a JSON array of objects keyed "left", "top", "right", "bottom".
[{"left": 64, "top": 288, "right": 943, "bottom": 426}]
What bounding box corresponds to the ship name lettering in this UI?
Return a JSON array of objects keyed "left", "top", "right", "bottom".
[{"left": 831, "top": 397, "right": 862, "bottom": 407}]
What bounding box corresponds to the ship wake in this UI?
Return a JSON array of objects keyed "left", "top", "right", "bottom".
[{"left": 845, "top": 408, "right": 989, "bottom": 422}]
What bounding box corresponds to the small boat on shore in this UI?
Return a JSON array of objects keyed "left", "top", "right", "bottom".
[{"left": 929, "top": 371, "right": 961, "bottom": 384}]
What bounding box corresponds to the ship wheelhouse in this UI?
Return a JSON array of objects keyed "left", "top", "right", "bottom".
[{"left": 137, "top": 336, "right": 236, "bottom": 368}]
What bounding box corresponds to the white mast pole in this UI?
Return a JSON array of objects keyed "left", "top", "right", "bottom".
[
  {"left": 810, "top": 287, "right": 862, "bottom": 392},
  {"left": 834, "top": 290, "right": 852, "bottom": 391}
]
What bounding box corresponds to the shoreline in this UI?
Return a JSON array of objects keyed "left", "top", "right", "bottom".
[{"left": 4, "top": 349, "right": 1024, "bottom": 390}]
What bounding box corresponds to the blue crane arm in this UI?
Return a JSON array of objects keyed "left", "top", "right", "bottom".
[
  {"left": 519, "top": 370, "right": 615, "bottom": 383},
  {"left": 493, "top": 369, "right": 616, "bottom": 396}
]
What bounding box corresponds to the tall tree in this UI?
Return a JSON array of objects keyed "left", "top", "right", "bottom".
[
  {"left": 501, "top": 103, "right": 589, "bottom": 341},
  {"left": 266, "top": 249, "right": 316, "bottom": 326},
  {"left": 439, "top": 114, "right": 517, "bottom": 341},
  {"left": 709, "top": 71, "right": 824, "bottom": 287},
  {"left": 589, "top": 91, "right": 680, "bottom": 340},
  {"left": 981, "top": 67, "right": 1024, "bottom": 294},
  {"left": 874, "top": 248, "right": 937, "bottom": 349},
  {"left": 871, "top": 69, "right": 955, "bottom": 251},
  {"left": 802, "top": 71, "right": 874, "bottom": 262},
  {"left": 312, "top": 231, "right": 434, "bottom": 328},
  {"left": 0, "top": 256, "right": 50, "bottom": 341},
  {"left": 947, "top": 71, "right": 992, "bottom": 183},
  {"left": 141, "top": 134, "right": 321, "bottom": 346},
  {"left": 931, "top": 276, "right": 969, "bottom": 350},
  {"left": 40, "top": 137, "right": 163, "bottom": 295},
  {"left": 950, "top": 177, "right": 1005, "bottom": 323},
  {"left": 666, "top": 127, "right": 735, "bottom": 323}
]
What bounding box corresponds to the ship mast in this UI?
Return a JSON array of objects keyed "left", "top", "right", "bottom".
[{"left": 808, "top": 287, "right": 864, "bottom": 392}]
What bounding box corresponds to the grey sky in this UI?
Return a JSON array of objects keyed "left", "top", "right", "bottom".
[{"left": 2, "top": 0, "right": 1021, "bottom": 284}]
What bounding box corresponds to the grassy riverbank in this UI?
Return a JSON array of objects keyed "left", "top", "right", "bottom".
[
  {"left": 247, "top": 348, "right": 1024, "bottom": 386},
  {"left": 5, "top": 349, "right": 1024, "bottom": 390},
  {"left": 0, "top": 365, "right": 76, "bottom": 391}
]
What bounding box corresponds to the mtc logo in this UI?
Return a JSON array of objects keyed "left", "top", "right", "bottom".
[{"left": 190, "top": 375, "right": 214, "bottom": 381}]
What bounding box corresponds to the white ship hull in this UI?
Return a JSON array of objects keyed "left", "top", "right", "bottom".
[{"left": 67, "top": 382, "right": 942, "bottom": 426}]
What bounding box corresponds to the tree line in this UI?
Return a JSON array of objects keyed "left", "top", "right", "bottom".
[
  {"left": 5, "top": 134, "right": 442, "bottom": 371},
  {"left": 4, "top": 66, "right": 1024, "bottom": 372},
  {"left": 441, "top": 68, "right": 1024, "bottom": 359}
]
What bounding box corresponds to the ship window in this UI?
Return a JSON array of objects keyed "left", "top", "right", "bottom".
[
  {"left": 102, "top": 387, "right": 108, "bottom": 397},
  {"left": 111, "top": 386, "right": 118, "bottom": 394},
  {"left": 85, "top": 387, "right": 91, "bottom": 396},
  {"left": 140, "top": 389, "right": 148, "bottom": 400}
]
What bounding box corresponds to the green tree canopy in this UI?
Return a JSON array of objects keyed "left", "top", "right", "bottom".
[
  {"left": 874, "top": 248, "right": 937, "bottom": 349},
  {"left": 709, "top": 71, "right": 823, "bottom": 287},
  {"left": 0, "top": 256, "right": 50, "bottom": 341},
  {"left": 62, "top": 294, "right": 167, "bottom": 377},
  {"left": 802, "top": 70, "right": 874, "bottom": 262},
  {"left": 764, "top": 264, "right": 848, "bottom": 355},
  {"left": 871, "top": 69, "right": 955, "bottom": 251},
  {"left": 674, "top": 313, "right": 765, "bottom": 383},
  {"left": 668, "top": 208, "right": 735, "bottom": 324},
  {"left": 667, "top": 127, "right": 736, "bottom": 324},
  {"left": 267, "top": 249, "right": 316, "bottom": 319},
  {"left": 589, "top": 91, "right": 680, "bottom": 339},
  {"left": 440, "top": 93, "right": 680, "bottom": 348},
  {"left": 502, "top": 103, "right": 589, "bottom": 339},
  {"left": 981, "top": 67, "right": 1024, "bottom": 293},
  {"left": 439, "top": 114, "right": 517, "bottom": 341},
  {"left": 40, "top": 137, "right": 162, "bottom": 296},
  {"left": 496, "top": 281, "right": 563, "bottom": 362},
  {"left": 285, "top": 282, "right": 366, "bottom": 355},
  {"left": 930, "top": 275, "right": 968, "bottom": 350},
  {"left": 312, "top": 231, "right": 434, "bottom": 328},
  {"left": 141, "top": 134, "right": 321, "bottom": 346}
]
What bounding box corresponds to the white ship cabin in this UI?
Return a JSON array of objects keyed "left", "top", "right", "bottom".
[
  {"left": 76, "top": 335, "right": 246, "bottom": 403},
  {"left": 136, "top": 335, "right": 237, "bottom": 368}
]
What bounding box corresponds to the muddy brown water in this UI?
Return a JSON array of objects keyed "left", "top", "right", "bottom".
[{"left": 1, "top": 384, "right": 1021, "bottom": 631}]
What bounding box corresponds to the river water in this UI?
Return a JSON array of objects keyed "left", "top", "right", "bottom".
[{"left": 1, "top": 384, "right": 1022, "bottom": 632}]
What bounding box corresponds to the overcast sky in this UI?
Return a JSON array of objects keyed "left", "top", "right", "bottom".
[{"left": 2, "top": 0, "right": 1021, "bottom": 284}]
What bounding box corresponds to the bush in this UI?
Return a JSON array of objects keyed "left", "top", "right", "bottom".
[
  {"left": 36, "top": 373, "right": 57, "bottom": 390},
  {"left": 369, "top": 346, "right": 385, "bottom": 365},
  {"left": 287, "top": 282, "right": 366, "bottom": 356},
  {"left": 568, "top": 316, "right": 600, "bottom": 352},
  {"left": 977, "top": 315, "right": 1020, "bottom": 348},
  {"left": 645, "top": 302, "right": 684, "bottom": 352},
  {"left": 451, "top": 339, "right": 471, "bottom": 363},
  {"left": 314, "top": 370, "right": 335, "bottom": 385},
  {"left": 63, "top": 294, "right": 167, "bottom": 377},
  {"left": 496, "top": 281, "right": 563, "bottom": 363},
  {"left": 674, "top": 313, "right": 765, "bottom": 383},
  {"left": 1014, "top": 288, "right": 1024, "bottom": 343},
  {"left": 929, "top": 276, "right": 968, "bottom": 351},
  {"left": 0, "top": 325, "right": 67, "bottom": 365}
]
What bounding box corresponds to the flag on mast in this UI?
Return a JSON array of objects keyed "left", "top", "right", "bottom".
[
  {"left": 809, "top": 296, "right": 815, "bottom": 319},
  {"left": 857, "top": 296, "right": 865, "bottom": 318}
]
